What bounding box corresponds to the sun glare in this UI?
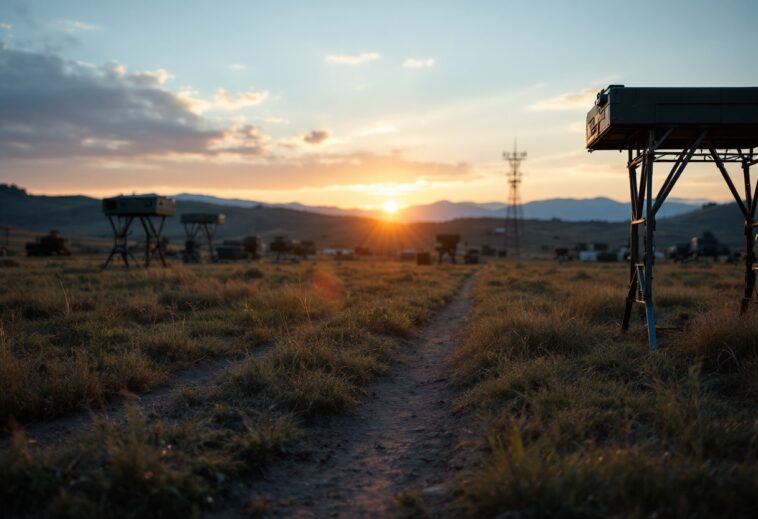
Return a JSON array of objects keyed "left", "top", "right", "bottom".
[{"left": 382, "top": 200, "right": 400, "bottom": 214}]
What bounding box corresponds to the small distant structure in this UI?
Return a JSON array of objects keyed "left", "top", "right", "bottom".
[
  {"left": 416, "top": 252, "right": 432, "bottom": 265},
  {"left": 436, "top": 234, "right": 460, "bottom": 263},
  {"left": 269, "top": 236, "right": 292, "bottom": 262},
  {"left": 586, "top": 85, "right": 758, "bottom": 349},
  {"left": 464, "top": 248, "right": 480, "bottom": 264},
  {"left": 216, "top": 240, "right": 247, "bottom": 260},
  {"left": 26, "top": 230, "right": 71, "bottom": 257},
  {"left": 667, "top": 231, "right": 730, "bottom": 262},
  {"left": 554, "top": 247, "right": 572, "bottom": 262},
  {"left": 293, "top": 240, "right": 316, "bottom": 259},
  {"left": 481, "top": 244, "right": 496, "bottom": 257},
  {"left": 181, "top": 213, "right": 225, "bottom": 263},
  {"left": 243, "top": 236, "right": 262, "bottom": 259},
  {"left": 102, "top": 195, "right": 176, "bottom": 268}
]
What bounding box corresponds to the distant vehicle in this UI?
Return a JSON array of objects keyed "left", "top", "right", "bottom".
[
  {"left": 26, "top": 230, "right": 71, "bottom": 257},
  {"left": 667, "top": 231, "right": 730, "bottom": 262},
  {"left": 216, "top": 240, "right": 248, "bottom": 260}
]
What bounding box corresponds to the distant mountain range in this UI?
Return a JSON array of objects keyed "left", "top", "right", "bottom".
[
  {"left": 173, "top": 193, "right": 709, "bottom": 223},
  {"left": 0, "top": 184, "right": 745, "bottom": 253}
]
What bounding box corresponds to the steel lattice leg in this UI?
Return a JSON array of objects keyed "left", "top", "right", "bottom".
[
  {"left": 622, "top": 149, "right": 639, "bottom": 331},
  {"left": 642, "top": 132, "right": 658, "bottom": 350},
  {"left": 741, "top": 159, "right": 757, "bottom": 313}
]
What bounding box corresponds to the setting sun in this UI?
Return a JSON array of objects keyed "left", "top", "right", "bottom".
[{"left": 382, "top": 200, "right": 400, "bottom": 214}]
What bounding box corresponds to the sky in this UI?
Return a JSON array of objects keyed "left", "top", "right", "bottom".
[{"left": 0, "top": 0, "right": 756, "bottom": 211}]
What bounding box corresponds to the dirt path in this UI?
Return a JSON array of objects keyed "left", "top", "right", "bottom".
[
  {"left": 2, "top": 343, "right": 275, "bottom": 450},
  {"left": 221, "top": 274, "right": 478, "bottom": 518}
]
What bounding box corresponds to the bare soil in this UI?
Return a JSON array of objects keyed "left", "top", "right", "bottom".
[{"left": 220, "top": 274, "right": 477, "bottom": 518}]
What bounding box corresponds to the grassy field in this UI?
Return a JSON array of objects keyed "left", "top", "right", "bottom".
[
  {"left": 0, "top": 256, "right": 472, "bottom": 516},
  {"left": 451, "top": 261, "right": 758, "bottom": 518},
  {"left": 2, "top": 256, "right": 757, "bottom": 517}
]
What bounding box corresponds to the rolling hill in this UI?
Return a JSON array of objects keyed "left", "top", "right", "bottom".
[{"left": 172, "top": 193, "right": 706, "bottom": 222}]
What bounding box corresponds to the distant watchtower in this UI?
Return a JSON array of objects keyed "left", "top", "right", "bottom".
[{"left": 503, "top": 140, "right": 527, "bottom": 256}]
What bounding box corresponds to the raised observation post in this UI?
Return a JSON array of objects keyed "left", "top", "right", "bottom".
[
  {"left": 181, "top": 213, "right": 225, "bottom": 263},
  {"left": 102, "top": 195, "right": 176, "bottom": 268},
  {"left": 586, "top": 85, "right": 758, "bottom": 349}
]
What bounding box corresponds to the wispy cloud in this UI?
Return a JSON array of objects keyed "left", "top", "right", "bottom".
[
  {"left": 229, "top": 63, "right": 247, "bottom": 71},
  {"left": 325, "top": 52, "right": 380, "bottom": 65},
  {"left": 179, "top": 88, "right": 269, "bottom": 113},
  {"left": 213, "top": 88, "right": 268, "bottom": 109},
  {"left": 50, "top": 19, "right": 100, "bottom": 33},
  {"left": 264, "top": 116, "right": 289, "bottom": 125},
  {"left": 358, "top": 123, "right": 397, "bottom": 136},
  {"left": 527, "top": 85, "right": 600, "bottom": 111},
  {"left": 402, "top": 57, "right": 435, "bottom": 69},
  {"left": 0, "top": 22, "right": 12, "bottom": 30}
]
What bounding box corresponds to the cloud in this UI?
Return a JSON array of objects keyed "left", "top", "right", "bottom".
[
  {"left": 303, "top": 129, "right": 332, "bottom": 145},
  {"left": 229, "top": 63, "right": 247, "bottom": 71},
  {"left": 50, "top": 19, "right": 100, "bottom": 33},
  {"left": 0, "top": 23, "right": 12, "bottom": 30},
  {"left": 325, "top": 52, "right": 380, "bottom": 65},
  {"left": 0, "top": 46, "right": 268, "bottom": 159},
  {"left": 213, "top": 88, "right": 269, "bottom": 109},
  {"left": 402, "top": 57, "right": 435, "bottom": 69},
  {"left": 177, "top": 87, "right": 268, "bottom": 114},
  {"left": 128, "top": 68, "right": 174, "bottom": 87},
  {"left": 207, "top": 124, "right": 269, "bottom": 155},
  {"left": 527, "top": 85, "right": 600, "bottom": 111}
]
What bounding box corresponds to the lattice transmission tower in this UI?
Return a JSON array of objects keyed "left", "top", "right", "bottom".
[{"left": 502, "top": 140, "right": 527, "bottom": 256}]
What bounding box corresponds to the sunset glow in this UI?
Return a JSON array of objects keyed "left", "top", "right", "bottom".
[
  {"left": 0, "top": 1, "right": 754, "bottom": 206},
  {"left": 382, "top": 200, "right": 400, "bottom": 215}
]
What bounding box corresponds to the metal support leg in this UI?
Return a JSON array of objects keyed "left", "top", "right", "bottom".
[
  {"left": 203, "top": 223, "right": 218, "bottom": 262},
  {"left": 642, "top": 131, "right": 658, "bottom": 349},
  {"left": 138, "top": 216, "right": 169, "bottom": 268},
  {"left": 622, "top": 148, "right": 639, "bottom": 331},
  {"left": 104, "top": 216, "right": 137, "bottom": 269}
]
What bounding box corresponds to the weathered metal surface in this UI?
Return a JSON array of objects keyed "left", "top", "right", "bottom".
[{"left": 586, "top": 86, "right": 758, "bottom": 151}]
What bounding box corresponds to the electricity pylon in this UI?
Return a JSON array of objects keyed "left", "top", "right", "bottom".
[{"left": 502, "top": 140, "right": 527, "bottom": 257}]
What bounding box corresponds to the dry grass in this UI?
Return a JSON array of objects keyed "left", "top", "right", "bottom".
[
  {"left": 452, "top": 261, "right": 758, "bottom": 518},
  {"left": 0, "top": 256, "right": 472, "bottom": 516}
]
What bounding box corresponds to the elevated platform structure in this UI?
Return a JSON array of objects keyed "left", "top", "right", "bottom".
[
  {"left": 180, "top": 213, "right": 225, "bottom": 262},
  {"left": 587, "top": 85, "right": 758, "bottom": 349},
  {"left": 102, "top": 195, "right": 176, "bottom": 268}
]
